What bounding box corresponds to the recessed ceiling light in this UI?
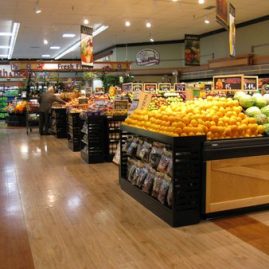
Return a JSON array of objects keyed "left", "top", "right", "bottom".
[
  {"left": 172, "top": 0, "right": 179, "bottom": 2},
  {"left": 150, "top": 38, "right": 154, "bottom": 42},
  {"left": 146, "top": 22, "right": 152, "bottom": 28},
  {"left": 62, "top": 33, "right": 76, "bottom": 38},
  {"left": 204, "top": 19, "right": 210, "bottom": 24},
  {"left": 42, "top": 54, "right": 50, "bottom": 58},
  {"left": 0, "top": 54, "right": 8, "bottom": 58},
  {"left": 35, "top": 0, "right": 42, "bottom": 14},
  {"left": 83, "top": 19, "right": 89, "bottom": 25},
  {"left": 50, "top": 46, "right": 61, "bottom": 50},
  {"left": 0, "top": 46, "right": 10, "bottom": 49},
  {"left": 198, "top": 0, "right": 205, "bottom": 4},
  {"left": 125, "top": 21, "right": 131, "bottom": 27},
  {"left": 0, "top": 32, "right": 12, "bottom": 36},
  {"left": 43, "top": 39, "right": 48, "bottom": 45}
]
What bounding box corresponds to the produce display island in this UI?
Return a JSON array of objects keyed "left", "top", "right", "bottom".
[{"left": 120, "top": 125, "right": 269, "bottom": 227}]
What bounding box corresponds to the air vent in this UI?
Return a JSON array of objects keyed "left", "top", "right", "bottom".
[
  {"left": 204, "top": 5, "right": 216, "bottom": 10},
  {"left": 30, "top": 46, "right": 40, "bottom": 49}
]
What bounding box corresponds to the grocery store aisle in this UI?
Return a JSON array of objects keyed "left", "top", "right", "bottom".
[{"left": 2, "top": 128, "right": 269, "bottom": 269}]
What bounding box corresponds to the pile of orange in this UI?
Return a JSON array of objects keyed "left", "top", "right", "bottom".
[{"left": 123, "top": 96, "right": 264, "bottom": 140}]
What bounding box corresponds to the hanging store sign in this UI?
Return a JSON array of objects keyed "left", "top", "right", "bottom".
[
  {"left": 216, "top": 0, "right": 228, "bottom": 28},
  {"left": 245, "top": 76, "right": 258, "bottom": 90},
  {"left": 80, "top": 25, "right": 94, "bottom": 67},
  {"left": 213, "top": 75, "right": 244, "bottom": 90},
  {"left": 229, "top": 3, "right": 236, "bottom": 57},
  {"left": 10, "top": 61, "right": 130, "bottom": 72},
  {"left": 144, "top": 83, "right": 158, "bottom": 93},
  {"left": 184, "top": 35, "right": 200, "bottom": 66},
  {"left": 122, "top": 83, "right": 133, "bottom": 92},
  {"left": 136, "top": 49, "right": 160, "bottom": 67}
]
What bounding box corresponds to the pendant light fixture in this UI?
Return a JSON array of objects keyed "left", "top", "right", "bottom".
[{"left": 35, "top": 0, "right": 42, "bottom": 14}]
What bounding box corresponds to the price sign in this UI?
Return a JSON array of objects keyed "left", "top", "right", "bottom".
[
  {"left": 213, "top": 75, "right": 244, "bottom": 91},
  {"left": 133, "top": 83, "right": 143, "bottom": 92},
  {"left": 174, "top": 83, "right": 186, "bottom": 92},
  {"left": 158, "top": 83, "right": 171, "bottom": 92},
  {"left": 114, "top": 100, "right": 129, "bottom": 110},
  {"left": 137, "top": 92, "right": 152, "bottom": 110},
  {"left": 144, "top": 83, "right": 157, "bottom": 93},
  {"left": 244, "top": 76, "right": 258, "bottom": 90},
  {"left": 122, "top": 83, "right": 133, "bottom": 92}
]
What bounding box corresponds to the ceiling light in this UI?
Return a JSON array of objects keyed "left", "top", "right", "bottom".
[
  {"left": 125, "top": 21, "right": 131, "bottom": 27},
  {"left": 0, "top": 55, "right": 8, "bottom": 58},
  {"left": 50, "top": 46, "right": 61, "bottom": 50},
  {"left": 43, "top": 39, "right": 48, "bottom": 45},
  {"left": 204, "top": 19, "right": 210, "bottom": 24},
  {"left": 150, "top": 38, "right": 154, "bottom": 42},
  {"left": 146, "top": 22, "right": 152, "bottom": 28},
  {"left": 198, "top": 0, "right": 205, "bottom": 4},
  {"left": 83, "top": 19, "right": 89, "bottom": 25},
  {"left": 8, "top": 22, "right": 20, "bottom": 59},
  {"left": 55, "top": 25, "right": 109, "bottom": 60},
  {"left": 42, "top": 54, "right": 50, "bottom": 58},
  {"left": 0, "top": 33, "right": 12, "bottom": 36},
  {"left": 172, "top": 0, "right": 179, "bottom": 2},
  {"left": 35, "top": 0, "right": 42, "bottom": 14},
  {"left": 62, "top": 33, "right": 76, "bottom": 38},
  {"left": 0, "top": 46, "right": 10, "bottom": 49}
]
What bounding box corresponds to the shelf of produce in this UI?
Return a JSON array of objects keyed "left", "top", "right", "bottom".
[
  {"left": 120, "top": 125, "right": 206, "bottom": 227},
  {"left": 202, "top": 136, "right": 269, "bottom": 218}
]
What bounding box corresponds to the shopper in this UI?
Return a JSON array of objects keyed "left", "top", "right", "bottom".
[{"left": 38, "top": 86, "right": 66, "bottom": 135}]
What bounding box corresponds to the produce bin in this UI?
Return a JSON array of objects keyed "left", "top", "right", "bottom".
[{"left": 202, "top": 137, "right": 269, "bottom": 218}]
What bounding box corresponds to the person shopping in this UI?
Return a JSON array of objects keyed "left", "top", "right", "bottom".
[{"left": 38, "top": 86, "right": 66, "bottom": 135}]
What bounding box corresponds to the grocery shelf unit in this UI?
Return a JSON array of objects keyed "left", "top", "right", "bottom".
[
  {"left": 120, "top": 125, "right": 206, "bottom": 227},
  {"left": 51, "top": 108, "right": 67, "bottom": 138},
  {"left": 67, "top": 112, "right": 84, "bottom": 152},
  {"left": 203, "top": 137, "right": 269, "bottom": 218},
  {"left": 6, "top": 113, "right": 26, "bottom": 126},
  {"left": 81, "top": 115, "right": 107, "bottom": 163},
  {"left": 106, "top": 115, "right": 127, "bottom": 161}
]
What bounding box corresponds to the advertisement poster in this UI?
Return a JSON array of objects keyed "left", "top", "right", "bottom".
[
  {"left": 213, "top": 75, "right": 244, "bottom": 90},
  {"left": 229, "top": 3, "right": 236, "bottom": 57},
  {"left": 184, "top": 35, "right": 200, "bottom": 66},
  {"left": 216, "top": 0, "right": 228, "bottom": 28},
  {"left": 133, "top": 83, "right": 143, "bottom": 92},
  {"left": 81, "top": 25, "right": 93, "bottom": 67}
]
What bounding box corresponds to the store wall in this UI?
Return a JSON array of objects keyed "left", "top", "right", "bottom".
[{"left": 111, "top": 20, "right": 269, "bottom": 69}]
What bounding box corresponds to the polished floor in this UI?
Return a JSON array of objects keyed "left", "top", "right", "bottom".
[{"left": 1, "top": 127, "right": 269, "bottom": 269}]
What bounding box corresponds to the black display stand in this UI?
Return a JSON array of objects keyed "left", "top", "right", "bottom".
[
  {"left": 120, "top": 125, "right": 206, "bottom": 227},
  {"left": 67, "top": 112, "right": 84, "bottom": 152},
  {"left": 81, "top": 115, "right": 107, "bottom": 163},
  {"left": 51, "top": 108, "right": 67, "bottom": 138},
  {"left": 105, "top": 115, "right": 127, "bottom": 161},
  {"left": 6, "top": 113, "right": 26, "bottom": 126}
]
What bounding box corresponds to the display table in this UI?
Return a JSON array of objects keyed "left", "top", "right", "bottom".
[{"left": 120, "top": 125, "right": 269, "bottom": 227}]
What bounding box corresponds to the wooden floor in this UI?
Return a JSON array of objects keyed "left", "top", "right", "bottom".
[{"left": 1, "top": 127, "right": 269, "bottom": 268}]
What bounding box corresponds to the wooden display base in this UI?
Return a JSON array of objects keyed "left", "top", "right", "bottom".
[{"left": 206, "top": 155, "right": 269, "bottom": 214}]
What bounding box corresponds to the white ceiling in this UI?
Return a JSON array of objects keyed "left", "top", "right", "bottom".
[{"left": 0, "top": 0, "right": 269, "bottom": 59}]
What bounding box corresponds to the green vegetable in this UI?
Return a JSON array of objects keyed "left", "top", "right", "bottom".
[
  {"left": 254, "top": 113, "right": 268, "bottom": 125},
  {"left": 263, "top": 123, "right": 269, "bottom": 135},
  {"left": 255, "top": 97, "right": 267, "bottom": 108},
  {"left": 261, "top": 105, "right": 269, "bottom": 117},
  {"left": 245, "top": 106, "right": 261, "bottom": 117},
  {"left": 239, "top": 95, "right": 255, "bottom": 109},
  {"left": 234, "top": 91, "right": 246, "bottom": 101}
]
